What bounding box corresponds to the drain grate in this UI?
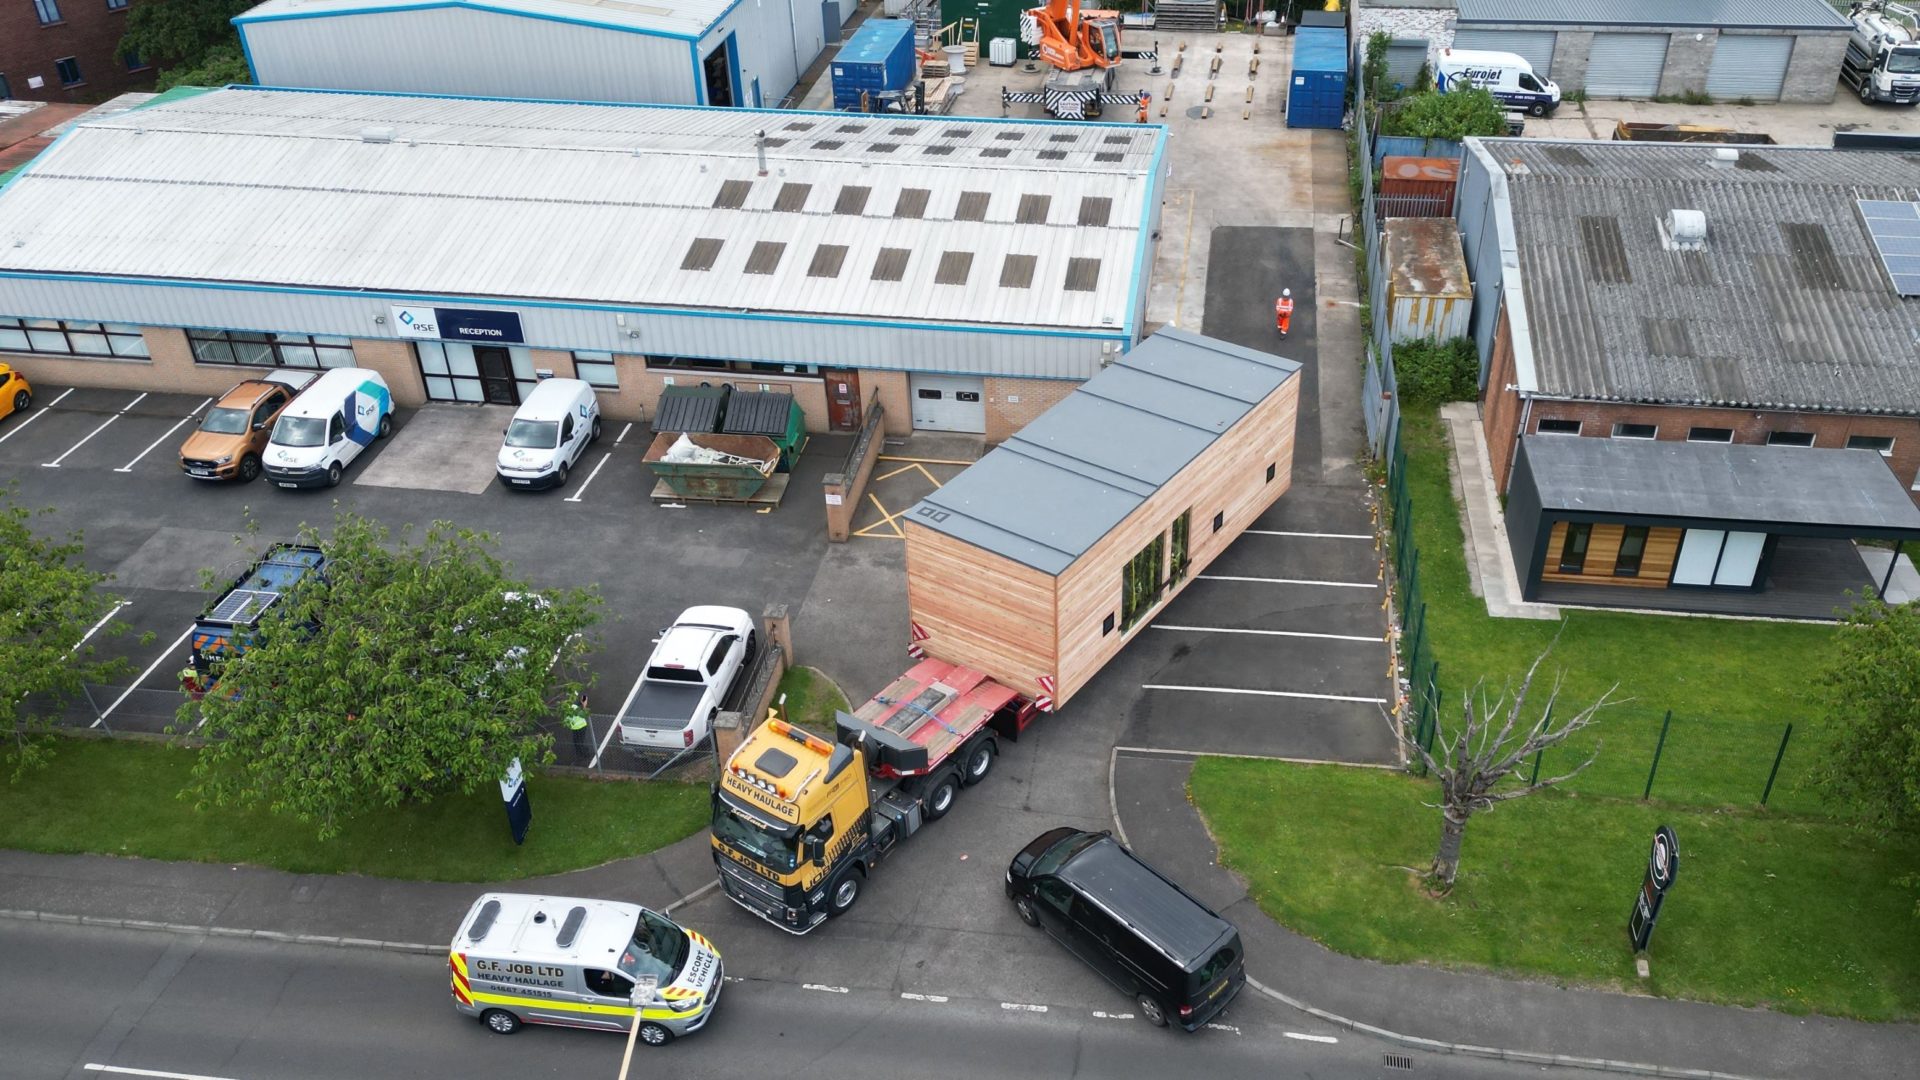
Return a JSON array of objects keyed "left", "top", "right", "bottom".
[{"left": 1383, "top": 1053, "right": 1414, "bottom": 1070}]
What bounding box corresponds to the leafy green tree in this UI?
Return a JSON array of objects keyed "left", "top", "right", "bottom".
[
  {"left": 120, "top": 0, "right": 256, "bottom": 89},
  {"left": 178, "top": 513, "right": 600, "bottom": 838},
  {"left": 1818, "top": 596, "right": 1920, "bottom": 835},
  {"left": 1, "top": 485, "right": 135, "bottom": 773},
  {"left": 1379, "top": 86, "right": 1510, "bottom": 140}
]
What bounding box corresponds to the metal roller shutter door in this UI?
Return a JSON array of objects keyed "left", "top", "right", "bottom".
[
  {"left": 908, "top": 373, "right": 987, "bottom": 433},
  {"left": 1449, "top": 29, "right": 1557, "bottom": 79},
  {"left": 1385, "top": 40, "right": 1429, "bottom": 93},
  {"left": 1706, "top": 34, "right": 1794, "bottom": 101},
  {"left": 1584, "top": 33, "right": 1669, "bottom": 98}
]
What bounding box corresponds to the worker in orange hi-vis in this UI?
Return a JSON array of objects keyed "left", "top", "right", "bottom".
[
  {"left": 1136, "top": 90, "right": 1151, "bottom": 124},
  {"left": 1275, "top": 288, "right": 1295, "bottom": 337}
]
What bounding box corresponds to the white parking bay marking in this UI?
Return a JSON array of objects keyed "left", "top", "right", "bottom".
[
  {"left": 563, "top": 451, "right": 613, "bottom": 504},
  {"left": 999, "top": 1002, "right": 1047, "bottom": 1013},
  {"left": 803, "top": 984, "right": 850, "bottom": 994},
  {"left": 614, "top": 422, "right": 634, "bottom": 446},
  {"left": 44, "top": 392, "right": 147, "bottom": 468},
  {"left": 1143, "top": 684, "right": 1389, "bottom": 705},
  {"left": 1198, "top": 574, "right": 1376, "bottom": 589},
  {"left": 1284, "top": 1031, "right": 1338, "bottom": 1044},
  {"left": 0, "top": 386, "right": 74, "bottom": 445},
  {"left": 86, "top": 1064, "right": 243, "bottom": 1080},
  {"left": 1245, "top": 529, "right": 1373, "bottom": 540},
  {"left": 899, "top": 992, "right": 949, "bottom": 1003},
  {"left": 96, "top": 625, "right": 196, "bottom": 727},
  {"left": 118, "top": 397, "right": 213, "bottom": 473},
  {"left": 1091, "top": 1010, "right": 1134, "bottom": 1020},
  {"left": 1205, "top": 1022, "right": 1241, "bottom": 1034},
  {"left": 1152, "top": 624, "right": 1380, "bottom": 644},
  {"left": 69, "top": 601, "right": 130, "bottom": 657}
]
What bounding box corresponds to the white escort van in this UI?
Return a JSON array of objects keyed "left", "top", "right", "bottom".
[
  {"left": 497, "top": 377, "right": 602, "bottom": 490},
  {"left": 450, "top": 892, "right": 723, "bottom": 1046},
  {"left": 1436, "top": 48, "right": 1561, "bottom": 116},
  {"left": 263, "top": 367, "right": 393, "bottom": 488}
]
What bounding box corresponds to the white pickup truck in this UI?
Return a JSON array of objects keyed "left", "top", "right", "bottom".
[{"left": 617, "top": 606, "right": 757, "bottom": 750}]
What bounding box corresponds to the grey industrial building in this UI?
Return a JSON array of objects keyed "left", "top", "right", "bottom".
[
  {"left": 234, "top": 0, "right": 855, "bottom": 109},
  {"left": 0, "top": 86, "right": 1167, "bottom": 438}
]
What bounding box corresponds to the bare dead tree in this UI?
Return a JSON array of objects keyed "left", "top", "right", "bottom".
[{"left": 1398, "top": 646, "right": 1618, "bottom": 894}]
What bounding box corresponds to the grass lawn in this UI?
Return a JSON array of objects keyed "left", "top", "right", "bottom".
[
  {"left": 774, "top": 664, "right": 851, "bottom": 739},
  {"left": 1397, "top": 406, "right": 1843, "bottom": 817},
  {"left": 1192, "top": 757, "right": 1920, "bottom": 1020},
  {"left": 0, "top": 738, "right": 710, "bottom": 881}
]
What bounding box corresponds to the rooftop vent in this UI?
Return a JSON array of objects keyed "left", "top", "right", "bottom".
[
  {"left": 359, "top": 126, "right": 395, "bottom": 143},
  {"left": 1659, "top": 209, "right": 1707, "bottom": 252},
  {"left": 1707, "top": 147, "right": 1739, "bottom": 169}
]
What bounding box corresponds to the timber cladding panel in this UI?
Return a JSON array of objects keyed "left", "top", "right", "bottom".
[
  {"left": 903, "top": 521, "right": 1058, "bottom": 700},
  {"left": 1541, "top": 521, "right": 1683, "bottom": 587}
]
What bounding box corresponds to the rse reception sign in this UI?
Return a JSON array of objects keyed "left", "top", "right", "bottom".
[{"left": 391, "top": 305, "right": 525, "bottom": 344}]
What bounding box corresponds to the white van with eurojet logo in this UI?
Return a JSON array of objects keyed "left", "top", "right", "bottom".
[
  {"left": 497, "top": 377, "right": 602, "bottom": 490},
  {"left": 449, "top": 892, "right": 723, "bottom": 1046},
  {"left": 1436, "top": 48, "right": 1561, "bottom": 116},
  {"left": 263, "top": 367, "right": 393, "bottom": 488}
]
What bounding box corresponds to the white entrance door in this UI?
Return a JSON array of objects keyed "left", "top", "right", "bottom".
[
  {"left": 1671, "top": 529, "right": 1725, "bottom": 586},
  {"left": 908, "top": 374, "right": 987, "bottom": 433},
  {"left": 1713, "top": 531, "right": 1767, "bottom": 587}
]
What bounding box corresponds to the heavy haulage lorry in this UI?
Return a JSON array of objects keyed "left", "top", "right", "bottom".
[
  {"left": 710, "top": 659, "right": 1041, "bottom": 932},
  {"left": 1843, "top": 1, "right": 1920, "bottom": 104}
]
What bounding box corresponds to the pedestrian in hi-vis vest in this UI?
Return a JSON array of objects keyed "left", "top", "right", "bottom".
[
  {"left": 562, "top": 693, "right": 591, "bottom": 758},
  {"left": 1275, "top": 289, "right": 1294, "bottom": 337}
]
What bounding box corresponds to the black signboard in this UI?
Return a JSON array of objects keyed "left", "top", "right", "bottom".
[
  {"left": 1627, "top": 825, "right": 1678, "bottom": 953},
  {"left": 435, "top": 307, "right": 525, "bottom": 344},
  {"left": 500, "top": 757, "right": 533, "bottom": 846}
]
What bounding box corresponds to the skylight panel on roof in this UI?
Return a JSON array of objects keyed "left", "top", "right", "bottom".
[
  {"left": 681, "top": 237, "right": 722, "bottom": 271},
  {"left": 744, "top": 241, "right": 786, "bottom": 275},
  {"left": 894, "top": 188, "right": 930, "bottom": 218},
  {"left": 712, "top": 179, "right": 752, "bottom": 209},
  {"left": 955, "top": 191, "right": 990, "bottom": 221},
  {"left": 936, "top": 251, "right": 974, "bottom": 286},
  {"left": 1016, "top": 194, "right": 1051, "bottom": 224},
  {"left": 808, "top": 244, "right": 849, "bottom": 278},
  {"left": 1078, "top": 196, "right": 1113, "bottom": 226},
  {"left": 774, "top": 183, "right": 812, "bottom": 212},
  {"left": 834, "top": 185, "right": 871, "bottom": 215},
  {"left": 1065, "top": 257, "right": 1100, "bottom": 292},
  {"left": 872, "top": 247, "right": 910, "bottom": 282},
  {"left": 1000, "top": 253, "right": 1037, "bottom": 289}
]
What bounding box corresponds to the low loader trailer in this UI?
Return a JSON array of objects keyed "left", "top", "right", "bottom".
[{"left": 710, "top": 658, "right": 1040, "bottom": 932}]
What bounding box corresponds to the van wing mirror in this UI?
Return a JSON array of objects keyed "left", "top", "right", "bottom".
[{"left": 804, "top": 836, "right": 826, "bottom": 866}]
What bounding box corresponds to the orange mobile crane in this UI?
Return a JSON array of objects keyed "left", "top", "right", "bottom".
[{"left": 1011, "top": 0, "right": 1153, "bottom": 118}]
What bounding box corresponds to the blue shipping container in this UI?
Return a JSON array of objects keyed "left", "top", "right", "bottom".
[
  {"left": 1287, "top": 26, "right": 1348, "bottom": 130},
  {"left": 832, "top": 19, "right": 917, "bottom": 110}
]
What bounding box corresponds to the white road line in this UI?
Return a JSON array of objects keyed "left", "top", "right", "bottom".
[
  {"left": 899, "top": 992, "right": 949, "bottom": 1003},
  {"left": 563, "top": 451, "right": 613, "bottom": 503},
  {"left": 69, "top": 600, "right": 129, "bottom": 657},
  {"left": 803, "top": 983, "right": 850, "bottom": 994},
  {"left": 86, "top": 1064, "right": 242, "bottom": 1080},
  {"left": 1206, "top": 1022, "right": 1242, "bottom": 1034},
  {"left": 0, "top": 386, "right": 74, "bottom": 444},
  {"left": 1143, "top": 684, "right": 1389, "bottom": 705},
  {"left": 96, "top": 625, "right": 196, "bottom": 727},
  {"left": 614, "top": 421, "right": 634, "bottom": 446},
  {"left": 1091, "top": 1010, "right": 1134, "bottom": 1020},
  {"left": 1152, "top": 624, "right": 1381, "bottom": 644},
  {"left": 117, "top": 397, "right": 212, "bottom": 473},
  {"left": 43, "top": 393, "right": 145, "bottom": 468},
  {"left": 1000, "top": 1002, "right": 1048, "bottom": 1013},
  {"left": 590, "top": 666, "right": 651, "bottom": 769},
  {"left": 1245, "top": 529, "right": 1373, "bottom": 540},
  {"left": 1198, "top": 574, "right": 1376, "bottom": 589},
  {"left": 1284, "top": 1031, "right": 1339, "bottom": 1044}
]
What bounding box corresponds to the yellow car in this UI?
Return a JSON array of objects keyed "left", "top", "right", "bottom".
[{"left": 0, "top": 362, "right": 30, "bottom": 421}]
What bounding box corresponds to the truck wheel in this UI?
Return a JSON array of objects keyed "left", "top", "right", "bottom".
[
  {"left": 742, "top": 629, "right": 758, "bottom": 667},
  {"left": 325, "top": 463, "right": 343, "bottom": 487},
  {"left": 481, "top": 1009, "right": 520, "bottom": 1034},
  {"left": 827, "top": 868, "right": 862, "bottom": 916},
  {"left": 377, "top": 413, "right": 393, "bottom": 438},
  {"left": 637, "top": 1021, "right": 673, "bottom": 1046},
  {"left": 1861, "top": 80, "right": 1875, "bottom": 104},
  {"left": 1015, "top": 894, "right": 1042, "bottom": 928},
  {"left": 1528, "top": 101, "right": 1548, "bottom": 117},
  {"left": 238, "top": 453, "right": 261, "bottom": 483},
  {"left": 923, "top": 774, "right": 958, "bottom": 821},
  {"left": 1137, "top": 994, "right": 1169, "bottom": 1028},
  {"left": 961, "top": 740, "right": 995, "bottom": 787}
]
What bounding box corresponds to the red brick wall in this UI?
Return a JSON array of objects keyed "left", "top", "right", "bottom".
[
  {"left": 985, "top": 376, "right": 1080, "bottom": 444},
  {"left": 2, "top": 0, "right": 154, "bottom": 104},
  {"left": 1481, "top": 303, "right": 1522, "bottom": 492}
]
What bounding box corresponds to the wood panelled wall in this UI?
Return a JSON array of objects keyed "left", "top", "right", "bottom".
[
  {"left": 902, "top": 522, "right": 1059, "bottom": 702},
  {"left": 1540, "top": 522, "right": 1682, "bottom": 588}
]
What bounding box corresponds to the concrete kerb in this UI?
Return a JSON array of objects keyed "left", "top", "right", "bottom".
[{"left": 1103, "top": 750, "right": 1777, "bottom": 1080}]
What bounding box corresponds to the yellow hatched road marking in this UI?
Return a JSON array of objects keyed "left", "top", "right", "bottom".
[{"left": 876, "top": 455, "right": 976, "bottom": 466}]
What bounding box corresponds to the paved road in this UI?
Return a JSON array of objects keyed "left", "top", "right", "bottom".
[{"left": 4, "top": 919, "right": 1589, "bottom": 1080}]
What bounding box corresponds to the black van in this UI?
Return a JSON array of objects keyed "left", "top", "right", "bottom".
[{"left": 1006, "top": 828, "right": 1244, "bottom": 1031}]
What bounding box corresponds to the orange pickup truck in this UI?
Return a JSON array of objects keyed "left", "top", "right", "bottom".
[{"left": 179, "top": 371, "right": 315, "bottom": 482}]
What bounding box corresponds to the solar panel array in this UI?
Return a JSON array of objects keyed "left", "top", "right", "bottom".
[
  {"left": 208, "top": 588, "right": 282, "bottom": 626},
  {"left": 1857, "top": 199, "right": 1920, "bottom": 298}
]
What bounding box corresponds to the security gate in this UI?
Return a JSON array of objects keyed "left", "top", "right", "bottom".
[
  {"left": 1585, "top": 33, "right": 1669, "bottom": 98},
  {"left": 1706, "top": 34, "right": 1794, "bottom": 101},
  {"left": 909, "top": 373, "right": 987, "bottom": 432},
  {"left": 1450, "top": 29, "right": 1557, "bottom": 79}
]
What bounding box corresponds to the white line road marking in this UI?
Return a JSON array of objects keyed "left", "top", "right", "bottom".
[
  {"left": 1143, "top": 684, "right": 1389, "bottom": 705},
  {"left": 0, "top": 386, "right": 74, "bottom": 444},
  {"left": 69, "top": 600, "right": 129, "bottom": 657},
  {"left": 1000, "top": 1002, "right": 1048, "bottom": 1013},
  {"left": 1114, "top": 744, "right": 1401, "bottom": 769},
  {"left": 44, "top": 392, "right": 147, "bottom": 468},
  {"left": 1153, "top": 623, "right": 1382, "bottom": 644},
  {"left": 899, "top": 992, "right": 949, "bottom": 1003},
  {"left": 1246, "top": 529, "right": 1373, "bottom": 540},
  {"left": 117, "top": 397, "right": 212, "bottom": 473},
  {"left": 590, "top": 665, "right": 651, "bottom": 769},
  {"left": 1206, "top": 1022, "right": 1242, "bottom": 1034},
  {"left": 803, "top": 983, "right": 850, "bottom": 994},
  {"left": 563, "top": 451, "right": 612, "bottom": 503},
  {"left": 96, "top": 625, "right": 196, "bottom": 728},
  {"left": 1092, "top": 1010, "right": 1134, "bottom": 1020},
  {"left": 1198, "top": 574, "right": 1376, "bottom": 589},
  {"left": 86, "top": 1065, "right": 242, "bottom": 1080},
  {"left": 1284, "top": 1031, "right": 1339, "bottom": 1043},
  {"left": 614, "top": 421, "right": 634, "bottom": 446}
]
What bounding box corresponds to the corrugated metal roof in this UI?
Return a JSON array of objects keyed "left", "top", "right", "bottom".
[
  {"left": 1521, "top": 436, "right": 1920, "bottom": 531},
  {"left": 1386, "top": 218, "right": 1471, "bottom": 298},
  {"left": 235, "top": 0, "right": 729, "bottom": 40},
  {"left": 0, "top": 88, "right": 1162, "bottom": 334},
  {"left": 1490, "top": 140, "right": 1920, "bottom": 414},
  {"left": 908, "top": 328, "right": 1301, "bottom": 575},
  {"left": 1456, "top": 0, "right": 1849, "bottom": 30}
]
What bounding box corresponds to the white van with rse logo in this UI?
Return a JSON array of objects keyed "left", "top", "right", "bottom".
[
  {"left": 497, "top": 377, "right": 601, "bottom": 490},
  {"left": 263, "top": 367, "right": 394, "bottom": 488}
]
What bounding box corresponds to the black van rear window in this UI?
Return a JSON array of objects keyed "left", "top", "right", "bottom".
[{"left": 1190, "top": 944, "right": 1237, "bottom": 991}]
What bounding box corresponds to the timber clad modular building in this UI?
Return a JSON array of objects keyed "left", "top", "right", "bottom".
[
  {"left": 0, "top": 86, "right": 1167, "bottom": 439},
  {"left": 1455, "top": 138, "right": 1920, "bottom": 614},
  {"left": 235, "top": 0, "right": 843, "bottom": 110},
  {"left": 903, "top": 328, "right": 1301, "bottom": 709}
]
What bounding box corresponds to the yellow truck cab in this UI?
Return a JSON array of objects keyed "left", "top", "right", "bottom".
[
  {"left": 0, "top": 362, "right": 31, "bottom": 421},
  {"left": 449, "top": 892, "right": 722, "bottom": 1046},
  {"left": 711, "top": 659, "right": 1038, "bottom": 932}
]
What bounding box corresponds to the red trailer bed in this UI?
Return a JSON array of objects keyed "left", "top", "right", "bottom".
[{"left": 840, "top": 658, "right": 1034, "bottom": 777}]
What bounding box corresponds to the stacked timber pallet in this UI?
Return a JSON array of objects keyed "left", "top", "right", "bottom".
[{"left": 1153, "top": 0, "right": 1219, "bottom": 31}]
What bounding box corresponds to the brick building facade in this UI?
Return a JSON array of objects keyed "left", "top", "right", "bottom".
[{"left": 2, "top": 0, "right": 154, "bottom": 103}]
